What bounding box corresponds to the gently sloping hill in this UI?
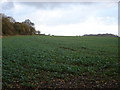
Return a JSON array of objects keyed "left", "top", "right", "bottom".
[{"left": 2, "top": 36, "right": 119, "bottom": 88}]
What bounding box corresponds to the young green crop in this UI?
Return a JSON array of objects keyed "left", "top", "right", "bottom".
[{"left": 2, "top": 35, "right": 119, "bottom": 88}]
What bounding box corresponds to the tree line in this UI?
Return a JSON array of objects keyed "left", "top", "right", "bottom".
[
  {"left": 1, "top": 13, "right": 36, "bottom": 36},
  {"left": 83, "top": 34, "right": 118, "bottom": 37}
]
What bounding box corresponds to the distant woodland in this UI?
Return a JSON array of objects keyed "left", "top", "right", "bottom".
[
  {"left": 83, "top": 34, "right": 118, "bottom": 37},
  {"left": 1, "top": 13, "right": 36, "bottom": 36}
]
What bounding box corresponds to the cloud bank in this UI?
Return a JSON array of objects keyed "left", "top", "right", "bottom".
[{"left": 1, "top": 2, "right": 118, "bottom": 36}]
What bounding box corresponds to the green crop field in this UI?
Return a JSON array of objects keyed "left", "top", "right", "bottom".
[{"left": 2, "top": 35, "right": 119, "bottom": 88}]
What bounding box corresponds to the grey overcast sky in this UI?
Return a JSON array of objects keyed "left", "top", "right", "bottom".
[{"left": 0, "top": 0, "right": 118, "bottom": 36}]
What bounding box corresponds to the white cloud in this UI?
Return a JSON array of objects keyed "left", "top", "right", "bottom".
[
  {"left": 1, "top": 2, "right": 118, "bottom": 36},
  {"left": 38, "top": 16, "right": 117, "bottom": 36}
]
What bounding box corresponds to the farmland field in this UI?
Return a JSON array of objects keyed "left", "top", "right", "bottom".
[{"left": 2, "top": 35, "right": 119, "bottom": 88}]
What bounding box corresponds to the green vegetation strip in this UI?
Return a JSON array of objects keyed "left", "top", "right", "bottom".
[{"left": 2, "top": 35, "right": 119, "bottom": 88}]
